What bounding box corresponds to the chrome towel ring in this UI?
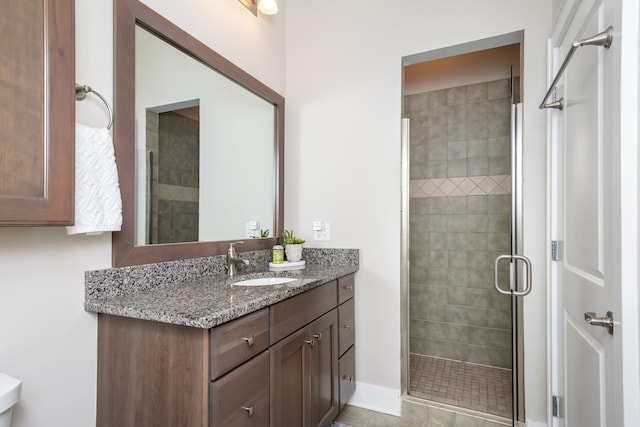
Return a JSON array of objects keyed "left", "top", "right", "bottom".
[{"left": 75, "top": 83, "right": 113, "bottom": 130}]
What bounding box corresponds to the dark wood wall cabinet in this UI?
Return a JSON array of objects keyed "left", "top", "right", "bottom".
[
  {"left": 0, "top": 0, "right": 75, "bottom": 226},
  {"left": 96, "top": 274, "right": 357, "bottom": 427}
]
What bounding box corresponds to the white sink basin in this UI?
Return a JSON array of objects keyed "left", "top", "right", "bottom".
[{"left": 232, "top": 277, "right": 297, "bottom": 287}]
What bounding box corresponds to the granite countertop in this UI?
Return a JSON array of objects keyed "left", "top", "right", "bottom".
[{"left": 85, "top": 248, "right": 359, "bottom": 329}]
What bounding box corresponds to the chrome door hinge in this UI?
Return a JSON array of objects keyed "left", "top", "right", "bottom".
[
  {"left": 551, "top": 240, "right": 561, "bottom": 261},
  {"left": 552, "top": 395, "right": 561, "bottom": 417}
]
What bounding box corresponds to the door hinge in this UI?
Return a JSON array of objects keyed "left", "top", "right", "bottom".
[
  {"left": 552, "top": 395, "right": 561, "bottom": 417},
  {"left": 551, "top": 240, "right": 561, "bottom": 261}
]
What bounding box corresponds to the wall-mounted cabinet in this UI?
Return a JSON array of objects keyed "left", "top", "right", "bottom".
[{"left": 0, "top": 0, "right": 75, "bottom": 225}]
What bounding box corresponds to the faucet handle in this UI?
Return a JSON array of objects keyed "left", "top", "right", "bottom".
[{"left": 228, "top": 241, "right": 244, "bottom": 255}]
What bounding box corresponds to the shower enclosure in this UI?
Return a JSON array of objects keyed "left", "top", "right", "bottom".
[{"left": 402, "top": 46, "right": 526, "bottom": 423}]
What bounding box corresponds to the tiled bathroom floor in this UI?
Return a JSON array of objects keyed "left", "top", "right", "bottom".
[
  {"left": 409, "top": 354, "right": 512, "bottom": 418},
  {"left": 333, "top": 400, "right": 512, "bottom": 427}
]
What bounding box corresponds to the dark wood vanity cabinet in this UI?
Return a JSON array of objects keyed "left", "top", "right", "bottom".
[
  {"left": 338, "top": 274, "right": 356, "bottom": 410},
  {"left": 270, "top": 309, "right": 339, "bottom": 427},
  {"left": 270, "top": 280, "right": 340, "bottom": 427},
  {"left": 96, "top": 314, "right": 209, "bottom": 427},
  {"left": 95, "top": 274, "right": 356, "bottom": 427},
  {"left": 0, "top": 0, "right": 75, "bottom": 226}
]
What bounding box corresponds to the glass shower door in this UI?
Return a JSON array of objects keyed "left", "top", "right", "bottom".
[{"left": 492, "top": 70, "right": 528, "bottom": 425}]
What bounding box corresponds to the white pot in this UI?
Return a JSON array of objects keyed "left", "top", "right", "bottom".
[{"left": 285, "top": 244, "right": 303, "bottom": 262}]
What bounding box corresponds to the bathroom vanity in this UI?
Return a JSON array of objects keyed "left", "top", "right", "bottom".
[{"left": 85, "top": 249, "right": 358, "bottom": 427}]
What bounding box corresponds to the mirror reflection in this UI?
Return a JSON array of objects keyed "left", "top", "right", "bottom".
[
  {"left": 145, "top": 104, "right": 200, "bottom": 244},
  {"left": 134, "top": 25, "right": 275, "bottom": 246}
]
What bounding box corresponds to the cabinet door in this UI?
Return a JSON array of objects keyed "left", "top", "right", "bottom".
[
  {"left": 210, "top": 308, "right": 270, "bottom": 379},
  {"left": 337, "top": 274, "right": 355, "bottom": 305},
  {"left": 270, "top": 326, "right": 313, "bottom": 427},
  {"left": 338, "top": 299, "right": 355, "bottom": 357},
  {"left": 0, "top": 0, "right": 75, "bottom": 225},
  {"left": 210, "top": 350, "right": 269, "bottom": 427},
  {"left": 339, "top": 345, "right": 356, "bottom": 411},
  {"left": 310, "top": 309, "right": 339, "bottom": 427}
]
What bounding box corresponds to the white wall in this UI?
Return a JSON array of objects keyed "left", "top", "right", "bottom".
[
  {"left": 285, "top": 0, "right": 552, "bottom": 423},
  {"left": 0, "top": 1, "right": 285, "bottom": 426}
]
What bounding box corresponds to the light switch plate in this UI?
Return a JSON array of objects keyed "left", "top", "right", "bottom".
[
  {"left": 245, "top": 221, "right": 260, "bottom": 238},
  {"left": 313, "top": 222, "right": 330, "bottom": 241}
]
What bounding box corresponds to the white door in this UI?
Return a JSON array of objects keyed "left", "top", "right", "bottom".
[{"left": 549, "top": 0, "right": 624, "bottom": 426}]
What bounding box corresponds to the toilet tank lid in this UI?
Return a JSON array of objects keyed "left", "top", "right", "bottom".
[{"left": 0, "top": 373, "right": 22, "bottom": 413}]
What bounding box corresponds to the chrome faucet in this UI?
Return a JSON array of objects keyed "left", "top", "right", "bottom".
[{"left": 227, "top": 242, "right": 249, "bottom": 277}]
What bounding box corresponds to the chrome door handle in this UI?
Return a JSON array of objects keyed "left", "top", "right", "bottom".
[
  {"left": 584, "top": 311, "right": 614, "bottom": 335},
  {"left": 494, "top": 254, "right": 532, "bottom": 296}
]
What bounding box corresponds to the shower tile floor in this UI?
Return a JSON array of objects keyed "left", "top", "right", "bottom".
[{"left": 409, "top": 354, "right": 512, "bottom": 418}]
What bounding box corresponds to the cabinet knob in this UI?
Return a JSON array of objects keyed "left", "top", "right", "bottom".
[
  {"left": 241, "top": 405, "right": 255, "bottom": 417},
  {"left": 241, "top": 335, "right": 255, "bottom": 347},
  {"left": 313, "top": 333, "right": 322, "bottom": 341},
  {"left": 304, "top": 338, "right": 315, "bottom": 346},
  {"left": 342, "top": 375, "right": 354, "bottom": 382},
  {"left": 343, "top": 324, "right": 352, "bottom": 329}
]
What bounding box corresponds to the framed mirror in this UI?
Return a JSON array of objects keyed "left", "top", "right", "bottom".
[{"left": 113, "top": 0, "right": 284, "bottom": 267}]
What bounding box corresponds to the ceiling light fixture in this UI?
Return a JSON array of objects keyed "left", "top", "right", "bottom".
[
  {"left": 257, "top": 0, "right": 278, "bottom": 15},
  {"left": 238, "top": 0, "right": 278, "bottom": 16}
]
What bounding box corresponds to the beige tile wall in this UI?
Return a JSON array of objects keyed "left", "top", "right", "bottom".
[{"left": 405, "top": 79, "right": 513, "bottom": 369}]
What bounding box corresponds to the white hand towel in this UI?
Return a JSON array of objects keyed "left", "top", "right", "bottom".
[{"left": 66, "top": 123, "right": 122, "bottom": 235}]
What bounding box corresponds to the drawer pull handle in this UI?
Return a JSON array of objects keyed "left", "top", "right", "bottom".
[
  {"left": 343, "top": 324, "right": 352, "bottom": 329},
  {"left": 343, "top": 375, "right": 354, "bottom": 382},
  {"left": 313, "top": 333, "right": 322, "bottom": 341},
  {"left": 241, "top": 405, "right": 255, "bottom": 417},
  {"left": 343, "top": 285, "right": 354, "bottom": 290},
  {"left": 241, "top": 335, "right": 255, "bottom": 347},
  {"left": 304, "top": 338, "right": 315, "bottom": 346}
]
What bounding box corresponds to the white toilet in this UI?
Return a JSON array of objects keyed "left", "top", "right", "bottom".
[{"left": 0, "top": 373, "right": 21, "bottom": 427}]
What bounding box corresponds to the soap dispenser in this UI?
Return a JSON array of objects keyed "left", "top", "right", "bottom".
[{"left": 272, "top": 237, "right": 284, "bottom": 264}]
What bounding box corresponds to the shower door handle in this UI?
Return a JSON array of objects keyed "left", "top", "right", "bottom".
[{"left": 494, "top": 254, "right": 532, "bottom": 297}]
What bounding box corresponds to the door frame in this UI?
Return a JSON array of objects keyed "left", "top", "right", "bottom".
[{"left": 400, "top": 31, "right": 526, "bottom": 423}]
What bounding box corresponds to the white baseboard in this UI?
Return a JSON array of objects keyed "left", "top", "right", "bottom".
[{"left": 346, "top": 382, "right": 402, "bottom": 417}]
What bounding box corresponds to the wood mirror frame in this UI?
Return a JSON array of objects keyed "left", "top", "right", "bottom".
[{"left": 113, "top": 0, "right": 284, "bottom": 267}]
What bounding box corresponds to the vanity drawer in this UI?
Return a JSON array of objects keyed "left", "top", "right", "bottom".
[
  {"left": 338, "top": 299, "right": 355, "bottom": 357},
  {"left": 210, "top": 350, "right": 269, "bottom": 427},
  {"left": 210, "top": 308, "right": 269, "bottom": 379},
  {"left": 338, "top": 274, "right": 355, "bottom": 305},
  {"left": 339, "top": 345, "right": 356, "bottom": 411},
  {"left": 270, "top": 280, "right": 337, "bottom": 344}
]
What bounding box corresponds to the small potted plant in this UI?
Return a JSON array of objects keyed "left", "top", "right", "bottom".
[{"left": 281, "top": 229, "right": 305, "bottom": 262}]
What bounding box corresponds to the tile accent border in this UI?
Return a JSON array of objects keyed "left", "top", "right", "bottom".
[{"left": 410, "top": 175, "right": 511, "bottom": 198}]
